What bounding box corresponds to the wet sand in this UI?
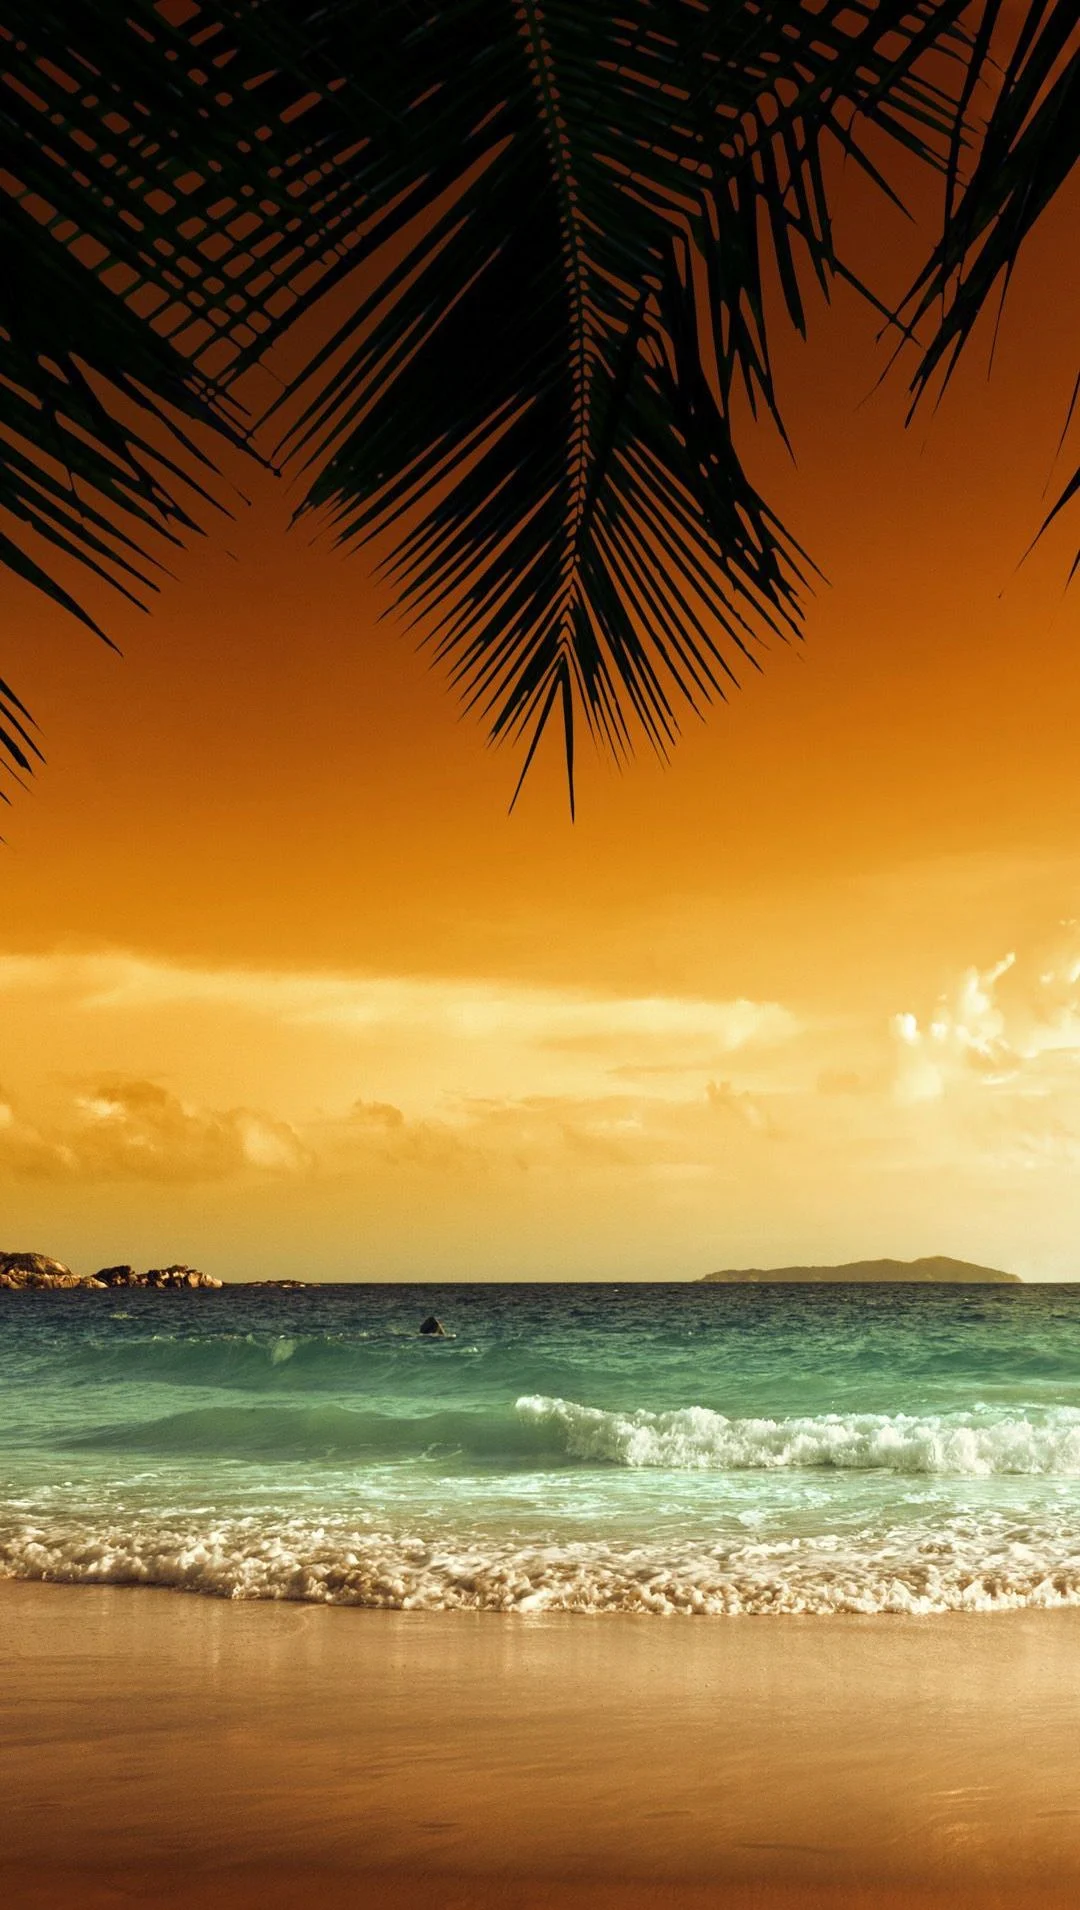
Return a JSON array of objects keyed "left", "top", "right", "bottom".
[{"left": 2, "top": 1580, "right": 1080, "bottom": 1908}]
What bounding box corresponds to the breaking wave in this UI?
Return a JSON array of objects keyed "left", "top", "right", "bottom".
[{"left": 519, "top": 1396, "right": 1080, "bottom": 1476}]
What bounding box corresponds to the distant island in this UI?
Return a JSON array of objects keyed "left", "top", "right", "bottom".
[{"left": 700, "top": 1255, "right": 1021, "bottom": 1285}]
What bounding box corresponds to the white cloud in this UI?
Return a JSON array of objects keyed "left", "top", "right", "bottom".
[
  {"left": 891, "top": 935, "right": 1080, "bottom": 1107},
  {"left": 892, "top": 953, "right": 1016, "bottom": 1103}
]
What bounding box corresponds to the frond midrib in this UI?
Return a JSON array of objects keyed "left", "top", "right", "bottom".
[{"left": 514, "top": 0, "right": 594, "bottom": 645}]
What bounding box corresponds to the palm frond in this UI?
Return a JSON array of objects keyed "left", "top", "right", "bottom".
[
  {"left": 267, "top": 0, "right": 967, "bottom": 805},
  {"left": 905, "top": 1, "right": 1080, "bottom": 551},
  {"left": 4, "top": 1, "right": 992, "bottom": 806},
  {"left": 0, "top": 672, "right": 41, "bottom": 807},
  {"left": 0, "top": 0, "right": 377, "bottom": 788}
]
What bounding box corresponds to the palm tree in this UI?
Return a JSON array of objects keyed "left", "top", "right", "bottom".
[{"left": 0, "top": 1, "right": 1075, "bottom": 808}]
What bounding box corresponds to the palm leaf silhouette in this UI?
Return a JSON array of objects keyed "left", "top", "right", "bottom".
[
  {"left": 905, "top": 1, "right": 1080, "bottom": 559},
  {"left": 0, "top": 0, "right": 372, "bottom": 790},
  {"left": 7, "top": 1, "right": 1076, "bottom": 807},
  {"left": 266, "top": 0, "right": 964, "bottom": 807}
]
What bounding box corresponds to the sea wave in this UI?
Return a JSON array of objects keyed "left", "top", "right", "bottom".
[
  {"left": 56, "top": 1394, "right": 1080, "bottom": 1473},
  {"left": 48, "top": 1330, "right": 575, "bottom": 1403},
  {"left": 67, "top": 1401, "right": 545, "bottom": 1461},
  {"left": 516, "top": 1396, "right": 1080, "bottom": 1476},
  {"left": 4, "top": 1509, "right": 1080, "bottom": 1615},
  {"left": 62, "top": 1331, "right": 462, "bottom": 1388}
]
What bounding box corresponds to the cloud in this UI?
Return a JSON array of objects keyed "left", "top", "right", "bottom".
[
  {"left": 892, "top": 952, "right": 1017, "bottom": 1103},
  {"left": 891, "top": 936, "right": 1080, "bottom": 1105},
  {"left": 879, "top": 932, "right": 1080, "bottom": 1185},
  {"left": 0, "top": 948, "right": 796, "bottom": 1056},
  {"left": 316, "top": 1097, "right": 486, "bottom": 1174},
  {"left": 0, "top": 947, "right": 806, "bottom": 1149},
  {"left": 0, "top": 948, "right": 809, "bottom": 1196},
  {"left": 816, "top": 1070, "right": 866, "bottom": 1096},
  {"left": 893, "top": 958, "right": 1010, "bottom": 1103},
  {"left": 0, "top": 1078, "right": 310, "bottom": 1184},
  {"left": 320, "top": 1088, "right": 718, "bottom": 1178},
  {"left": 0, "top": 1092, "right": 76, "bottom": 1178},
  {"left": 16, "top": 937, "right": 1080, "bottom": 1201},
  {"left": 346, "top": 1099, "right": 407, "bottom": 1131},
  {"left": 430, "top": 1084, "right": 788, "bottom": 1175},
  {"left": 706, "top": 1079, "right": 778, "bottom": 1136}
]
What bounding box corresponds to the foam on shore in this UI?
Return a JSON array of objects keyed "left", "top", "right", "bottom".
[{"left": 5, "top": 1504, "right": 1080, "bottom": 1614}]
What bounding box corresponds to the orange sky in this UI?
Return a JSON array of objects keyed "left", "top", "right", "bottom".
[{"left": 2, "top": 131, "right": 1080, "bottom": 1282}]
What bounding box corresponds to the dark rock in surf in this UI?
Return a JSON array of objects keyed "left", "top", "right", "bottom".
[{"left": 419, "top": 1315, "right": 447, "bottom": 1337}]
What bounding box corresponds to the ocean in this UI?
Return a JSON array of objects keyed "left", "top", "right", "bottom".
[{"left": 2, "top": 1281, "right": 1080, "bottom": 1616}]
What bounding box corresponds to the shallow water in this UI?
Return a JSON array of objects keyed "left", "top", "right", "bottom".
[{"left": 2, "top": 1282, "right": 1080, "bottom": 1613}]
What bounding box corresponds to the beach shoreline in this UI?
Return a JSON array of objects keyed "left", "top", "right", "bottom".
[{"left": 2, "top": 1579, "right": 1079, "bottom": 1907}]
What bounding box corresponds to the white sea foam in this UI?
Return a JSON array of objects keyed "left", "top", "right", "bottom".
[
  {"left": 515, "top": 1395, "right": 1080, "bottom": 1475},
  {"left": 4, "top": 1508, "right": 1080, "bottom": 1614}
]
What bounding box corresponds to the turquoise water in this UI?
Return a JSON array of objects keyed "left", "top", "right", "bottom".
[{"left": 2, "top": 1283, "right": 1080, "bottom": 1614}]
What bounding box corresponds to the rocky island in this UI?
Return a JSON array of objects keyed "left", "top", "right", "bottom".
[
  {"left": 700, "top": 1254, "right": 1020, "bottom": 1285},
  {"left": 0, "top": 1252, "right": 222, "bottom": 1291}
]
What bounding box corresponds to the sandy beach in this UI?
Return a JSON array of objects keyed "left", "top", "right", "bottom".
[{"left": 2, "top": 1581, "right": 1079, "bottom": 1908}]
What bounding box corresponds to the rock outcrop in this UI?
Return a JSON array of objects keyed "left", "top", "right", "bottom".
[
  {"left": 94, "top": 1264, "right": 139, "bottom": 1286},
  {"left": 0, "top": 1252, "right": 102, "bottom": 1290},
  {"left": 93, "top": 1263, "right": 223, "bottom": 1290},
  {"left": 143, "top": 1265, "right": 222, "bottom": 1290},
  {"left": 0, "top": 1253, "right": 222, "bottom": 1291}
]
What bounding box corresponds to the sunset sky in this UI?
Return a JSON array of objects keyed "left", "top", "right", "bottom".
[{"left": 3, "top": 133, "right": 1080, "bottom": 1284}]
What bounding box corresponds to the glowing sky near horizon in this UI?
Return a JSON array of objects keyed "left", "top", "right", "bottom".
[{"left": 2, "top": 133, "right": 1080, "bottom": 1281}]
